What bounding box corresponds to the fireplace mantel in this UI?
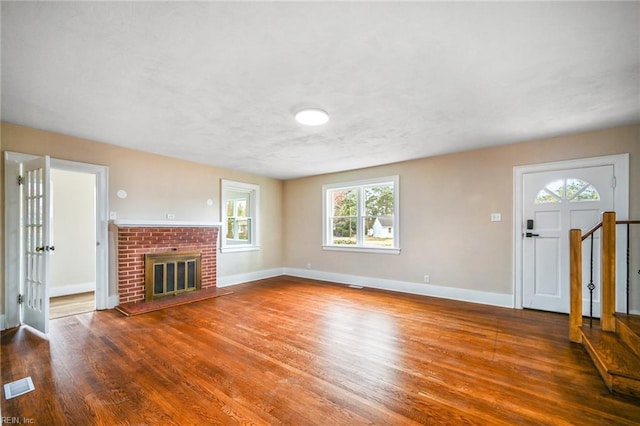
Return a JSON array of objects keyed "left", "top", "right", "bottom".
[{"left": 113, "top": 219, "right": 222, "bottom": 228}]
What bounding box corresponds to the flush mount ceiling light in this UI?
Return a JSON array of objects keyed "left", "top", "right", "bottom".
[{"left": 295, "top": 108, "right": 330, "bottom": 126}]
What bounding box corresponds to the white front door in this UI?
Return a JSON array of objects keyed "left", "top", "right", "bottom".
[
  {"left": 22, "top": 156, "right": 52, "bottom": 333},
  {"left": 522, "top": 165, "right": 614, "bottom": 314}
]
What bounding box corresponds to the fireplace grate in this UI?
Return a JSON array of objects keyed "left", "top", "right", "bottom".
[{"left": 145, "top": 251, "right": 202, "bottom": 301}]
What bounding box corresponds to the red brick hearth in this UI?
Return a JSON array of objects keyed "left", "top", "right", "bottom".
[{"left": 116, "top": 224, "right": 219, "bottom": 304}]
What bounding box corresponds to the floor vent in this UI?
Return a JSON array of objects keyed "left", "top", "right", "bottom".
[
  {"left": 4, "top": 377, "right": 35, "bottom": 400},
  {"left": 348, "top": 285, "right": 363, "bottom": 289}
]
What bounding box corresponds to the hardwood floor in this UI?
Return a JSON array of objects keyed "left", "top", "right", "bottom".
[
  {"left": 2, "top": 276, "right": 639, "bottom": 425},
  {"left": 50, "top": 292, "right": 95, "bottom": 319}
]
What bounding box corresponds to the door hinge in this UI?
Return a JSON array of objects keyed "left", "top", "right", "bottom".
[
  {"left": 18, "top": 294, "right": 23, "bottom": 304},
  {"left": 611, "top": 176, "right": 617, "bottom": 188},
  {"left": 17, "top": 175, "right": 24, "bottom": 186}
]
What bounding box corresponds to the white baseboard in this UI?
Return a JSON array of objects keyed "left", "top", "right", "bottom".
[
  {"left": 217, "top": 268, "right": 285, "bottom": 288},
  {"left": 0, "top": 315, "right": 4, "bottom": 331},
  {"left": 284, "top": 268, "right": 514, "bottom": 308},
  {"left": 50, "top": 282, "right": 96, "bottom": 298}
]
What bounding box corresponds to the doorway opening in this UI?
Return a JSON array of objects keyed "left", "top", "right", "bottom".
[
  {"left": 49, "top": 169, "right": 97, "bottom": 319},
  {"left": 4, "top": 152, "right": 109, "bottom": 332}
]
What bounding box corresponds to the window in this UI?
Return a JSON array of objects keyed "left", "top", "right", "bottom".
[
  {"left": 534, "top": 178, "right": 600, "bottom": 204},
  {"left": 221, "top": 180, "right": 259, "bottom": 252},
  {"left": 323, "top": 176, "right": 400, "bottom": 254}
]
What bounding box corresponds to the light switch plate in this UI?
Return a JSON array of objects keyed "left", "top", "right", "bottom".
[{"left": 491, "top": 213, "right": 502, "bottom": 222}]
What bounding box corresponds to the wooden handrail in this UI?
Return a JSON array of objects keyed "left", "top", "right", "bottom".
[
  {"left": 581, "top": 220, "right": 640, "bottom": 242},
  {"left": 617, "top": 220, "right": 640, "bottom": 225},
  {"left": 581, "top": 222, "right": 602, "bottom": 241},
  {"left": 570, "top": 213, "right": 640, "bottom": 342}
]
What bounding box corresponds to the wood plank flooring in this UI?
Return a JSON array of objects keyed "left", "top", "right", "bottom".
[
  {"left": 2, "top": 276, "right": 640, "bottom": 425},
  {"left": 49, "top": 292, "right": 95, "bottom": 319},
  {"left": 115, "top": 287, "right": 234, "bottom": 316}
]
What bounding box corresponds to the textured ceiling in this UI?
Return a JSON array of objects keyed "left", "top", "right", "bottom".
[{"left": 2, "top": 2, "right": 639, "bottom": 179}]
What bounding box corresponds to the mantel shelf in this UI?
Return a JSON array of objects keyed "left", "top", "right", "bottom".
[{"left": 112, "top": 219, "right": 222, "bottom": 228}]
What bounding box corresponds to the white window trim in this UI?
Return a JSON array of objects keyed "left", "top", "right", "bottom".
[
  {"left": 322, "top": 175, "right": 400, "bottom": 255},
  {"left": 221, "top": 179, "right": 260, "bottom": 253}
]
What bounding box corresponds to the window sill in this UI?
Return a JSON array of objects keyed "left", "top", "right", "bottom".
[
  {"left": 220, "top": 246, "right": 260, "bottom": 253},
  {"left": 322, "top": 245, "right": 401, "bottom": 255}
]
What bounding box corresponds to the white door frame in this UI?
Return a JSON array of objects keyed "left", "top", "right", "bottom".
[
  {"left": 4, "top": 151, "right": 109, "bottom": 330},
  {"left": 513, "top": 154, "right": 629, "bottom": 310}
]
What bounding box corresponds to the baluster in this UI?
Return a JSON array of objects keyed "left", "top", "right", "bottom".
[
  {"left": 588, "top": 233, "right": 595, "bottom": 328},
  {"left": 627, "top": 223, "right": 630, "bottom": 315}
]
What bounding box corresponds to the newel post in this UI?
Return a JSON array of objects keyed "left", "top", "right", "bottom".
[
  {"left": 569, "top": 228, "right": 583, "bottom": 343},
  {"left": 601, "top": 211, "right": 616, "bottom": 332}
]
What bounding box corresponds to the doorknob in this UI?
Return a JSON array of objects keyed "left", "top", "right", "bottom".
[{"left": 35, "top": 246, "right": 55, "bottom": 252}]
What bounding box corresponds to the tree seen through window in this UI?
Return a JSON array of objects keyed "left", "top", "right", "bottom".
[
  {"left": 329, "top": 182, "right": 396, "bottom": 248},
  {"left": 534, "top": 178, "right": 600, "bottom": 204}
]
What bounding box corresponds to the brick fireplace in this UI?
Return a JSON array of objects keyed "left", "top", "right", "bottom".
[{"left": 115, "top": 222, "right": 219, "bottom": 304}]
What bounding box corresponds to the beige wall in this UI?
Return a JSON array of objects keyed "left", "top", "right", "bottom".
[
  {"left": 1, "top": 122, "right": 284, "bottom": 313},
  {"left": 0, "top": 132, "right": 4, "bottom": 312},
  {"left": 283, "top": 125, "right": 639, "bottom": 299},
  {"left": 2, "top": 122, "right": 638, "bottom": 319}
]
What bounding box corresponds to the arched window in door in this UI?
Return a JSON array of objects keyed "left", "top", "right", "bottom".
[{"left": 534, "top": 178, "right": 600, "bottom": 204}]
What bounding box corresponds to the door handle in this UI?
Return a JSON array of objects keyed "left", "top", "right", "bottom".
[
  {"left": 35, "top": 246, "right": 55, "bottom": 252},
  {"left": 525, "top": 232, "right": 540, "bottom": 238}
]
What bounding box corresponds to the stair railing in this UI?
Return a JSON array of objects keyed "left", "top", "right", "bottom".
[
  {"left": 570, "top": 211, "right": 640, "bottom": 343},
  {"left": 618, "top": 219, "right": 640, "bottom": 316}
]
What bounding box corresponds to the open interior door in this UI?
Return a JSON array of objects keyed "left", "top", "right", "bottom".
[{"left": 21, "top": 156, "right": 52, "bottom": 334}]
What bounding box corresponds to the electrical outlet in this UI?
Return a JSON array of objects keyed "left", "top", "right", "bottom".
[
  {"left": 109, "top": 211, "right": 117, "bottom": 220},
  {"left": 166, "top": 213, "right": 176, "bottom": 219},
  {"left": 423, "top": 274, "right": 430, "bottom": 284},
  {"left": 306, "top": 263, "right": 312, "bottom": 269},
  {"left": 491, "top": 213, "right": 502, "bottom": 222}
]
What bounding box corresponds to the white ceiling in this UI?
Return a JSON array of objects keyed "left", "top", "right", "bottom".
[{"left": 2, "top": 2, "right": 639, "bottom": 180}]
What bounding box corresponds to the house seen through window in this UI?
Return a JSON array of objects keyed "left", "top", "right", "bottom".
[{"left": 323, "top": 176, "right": 400, "bottom": 254}]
